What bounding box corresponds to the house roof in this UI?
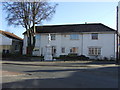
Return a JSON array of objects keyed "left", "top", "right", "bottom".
[
  {"left": 23, "top": 23, "right": 116, "bottom": 34},
  {"left": 0, "top": 30, "right": 23, "bottom": 41}
]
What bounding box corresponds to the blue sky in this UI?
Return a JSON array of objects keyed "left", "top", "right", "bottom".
[{"left": 0, "top": 2, "right": 119, "bottom": 38}]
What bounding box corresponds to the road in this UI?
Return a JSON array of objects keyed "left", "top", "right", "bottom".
[{"left": 1, "top": 61, "right": 119, "bottom": 88}]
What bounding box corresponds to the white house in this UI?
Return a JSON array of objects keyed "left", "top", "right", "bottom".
[
  {"left": 117, "top": 1, "right": 120, "bottom": 59},
  {"left": 23, "top": 23, "right": 116, "bottom": 60},
  {"left": 0, "top": 30, "right": 23, "bottom": 54}
]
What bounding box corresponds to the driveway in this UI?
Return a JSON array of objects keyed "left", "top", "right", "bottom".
[{"left": 1, "top": 60, "right": 119, "bottom": 88}]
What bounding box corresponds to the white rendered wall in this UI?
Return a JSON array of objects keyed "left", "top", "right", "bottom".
[
  {"left": 33, "top": 32, "right": 115, "bottom": 59},
  {"left": 118, "top": 1, "right": 120, "bottom": 33},
  {"left": 82, "top": 33, "right": 115, "bottom": 59},
  {"left": 60, "top": 33, "right": 82, "bottom": 55},
  {"left": 33, "top": 34, "right": 41, "bottom": 56},
  {"left": 34, "top": 33, "right": 82, "bottom": 57},
  {"left": 0, "top": 34, "right": 12, "bottom": 45},
  {"left": 49, "top": 33, "right": 62, "bottom": 57},
  {"left": 32, "top": 33, "right": 48, "bottom": 56}
]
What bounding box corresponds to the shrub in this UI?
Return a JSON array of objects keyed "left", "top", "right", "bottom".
[
  {"left": 68, "top": 53, "right": 78, "bottom": 56},
  {"left": 56, "top": 54, "right": 89, "bottom": 61},
  {"left": 78, "top": 55, "right": 89, "bottom": 60},
  {"left": 103, "top": 57, "right": 109, "bottom": 61}
]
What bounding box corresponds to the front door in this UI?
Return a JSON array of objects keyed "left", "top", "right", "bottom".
[{"left": 52, "top": 46, "right": 56, "bottom": 57}]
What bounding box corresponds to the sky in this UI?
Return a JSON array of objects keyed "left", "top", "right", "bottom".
[{"left": 0, "top": 1, "right": 119, "bottom": 38}]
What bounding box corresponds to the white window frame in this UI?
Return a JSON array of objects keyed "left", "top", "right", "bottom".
[
  {"left": 70, "top": 34, "right": 79, "bottom": 40},
  {"left": 88, "top": 47, "right": 101, "bottom": 56},
  {"left": 61, "top": 47, "right": 65, "bottom": 53},
  {"left": 36, "top": 34, "right": 41, "bottom": 39},
  {"left": 91, "top": 33, "right": 98, "bottom": 40},
  {"left": 51, "top": 34, "right": 56, "bottom": 40},
  {"left": 70, "top": 47, "right": 78, "bottom": 53}
]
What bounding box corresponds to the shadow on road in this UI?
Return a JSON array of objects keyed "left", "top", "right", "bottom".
[
  {"left": 24, "top": 66, "right": 119, "bottom": 73},
  {"left": 2, "top": 66, "right": 119, "bottom": 88}
]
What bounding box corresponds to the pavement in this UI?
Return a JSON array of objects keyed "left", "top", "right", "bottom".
[
  {"left": 1, "top": 60, "right": 119, "bottom": 88},
  {"left": 1, "top": 70, "right": 25, "bottom": 76}
]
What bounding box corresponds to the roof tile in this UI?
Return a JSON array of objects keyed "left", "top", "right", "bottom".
[
  {"left": 23, "top": 23, "right": 116, "bottom": 34},
  {"left": 0, "top": 30, "right": 23, "bottom": 41}
]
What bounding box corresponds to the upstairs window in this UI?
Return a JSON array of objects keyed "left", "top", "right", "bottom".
[
  {"left": 92, "top": 33, "right": 98, "bottom": 40},
  {"left": 64, "top": 34, "right": 67, "bottom": 37},
  {"left": 36, "top": 35, "right": 41, "bottom": 39},
  {"left": 51, "top": 34, "right": 56, "bottom": 40},
  {"left": 70, "top": 34, "right": 79, "bottom": 40}
]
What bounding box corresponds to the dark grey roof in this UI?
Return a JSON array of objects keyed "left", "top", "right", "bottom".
[{"left": 23, "top": 23, "right": 116, "bottom": 34}]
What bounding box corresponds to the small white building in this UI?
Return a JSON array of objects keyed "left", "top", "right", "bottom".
[
  {"left": 0, "top": 30, "right": 23, "bottom": 54},
  {"left": 23, "top": 23, "right": 116, "bottom": 60}
]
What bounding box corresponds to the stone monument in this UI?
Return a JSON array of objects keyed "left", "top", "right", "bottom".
[{"left": 44, "top": 34, "right": 53, "bottom": 61}]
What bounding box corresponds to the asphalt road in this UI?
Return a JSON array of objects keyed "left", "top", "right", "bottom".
[{"left": 1, "top": 61, "right": 119, "bottom": 88}]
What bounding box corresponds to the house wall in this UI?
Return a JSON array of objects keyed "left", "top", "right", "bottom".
[
  {"left": 117, "top": 2, "right": 120, "bottom": 59},
  {"left": 0, "top": 45, "right": 12, "bottom": 53},
  {"left": 60, "top": 33, "right": 82, "bottom": 55},
  {"left": 82, "top": 33, "right": 115, "bottom": 59},
  {"left": 12, "top": 40, "right": 23, "bottom": 54},
  {"left": 0, "top": 34, "right": 12, "bottom": 53},
  {"left": 0, "top": 34, "right": 23, "bottom": 54},
  {"left": 31, "top": 32, "right": 115, "bottom": 60},
  {"left": 0, "top": 34, "right": 12, "bottom": 45},
  {"left": 34, "top": 33, "right": 83, "bottom": 57},
  {"left": 118, "top": 1, "right": 120, "bottom": 33}
]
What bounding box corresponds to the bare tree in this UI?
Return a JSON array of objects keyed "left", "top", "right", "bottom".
[{"left": 3, "top": 1, "right": 58, "bottom": 55}]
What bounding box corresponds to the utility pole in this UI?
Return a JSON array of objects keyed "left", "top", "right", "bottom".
[{"left": 116, "top": 6, "right": 119, "bottom": 64}]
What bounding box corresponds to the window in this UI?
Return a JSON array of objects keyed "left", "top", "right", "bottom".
[
  {"left": 92, "top": 33, "right": 98, "bottom": 40},
  {"left": 70, "top": 34, "right": 79, "bottom": 40},
  {"left": 41, "top": 47, "right": 43, "bottom": 55},
  {"left": 6, "top": 50, "right": 9, "bottom": 53},
  {"left": 51, "top": 34, "right": 56, "bottom": 40},
  {"left": 70, "top": 47, "right": 78, "bottom": 53},
  {"left": 2, "top": 49, "right": 5, "bottom": 54},
  {"left": 33, "top": 48, "right": 39, "bottom": 51},
  {"left": 2, "top": 49, "right": 9, "bottom": 54},
  {"left": 61, "top": 47, "right": 65, "bottom": 53},
  {"left": 63, "top": 34, "right": 67, "bottom": 37},
  {"left": 88, "top": 47, "right": 101, "bottom": 55},
  {"left": 64, "top": 35, "right": 67, "bottom": 37},
  {"left": 15, "top": 45, "right": 18, "bottom": 50},
  {"left": 36, "top": 35, "right": 40, "bottom": 39}
]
